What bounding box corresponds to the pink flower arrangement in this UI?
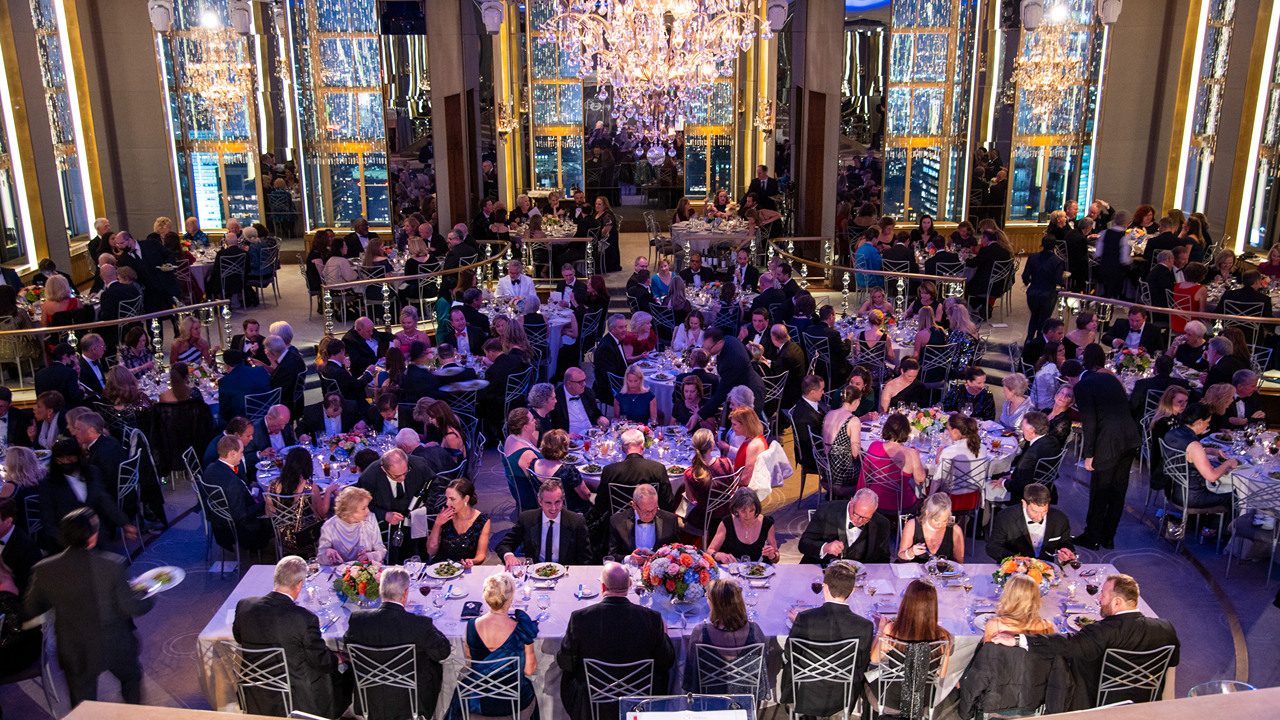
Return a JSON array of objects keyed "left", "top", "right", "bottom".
[{"left": 640, "top": 544, "right": 720, "bottom": 601}]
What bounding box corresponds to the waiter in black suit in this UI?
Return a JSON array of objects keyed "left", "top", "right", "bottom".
[
  {"left": 687, "top": 330, "right": 766, "bottom": 429},
  {"left": 551, "top": 368, "right": 609, "bottom": 438},
  {"left": 780, "top": 562, "right": 874, "bottom": 717},
  {"left": 592, "top": 314, "right": 628, "bottom": 405},
  {"left": 233, "top": 556, "right": 340, "bottom": 718},
  {"left": 798, "top": 490, "right": 892, "bottom": 564},
  {"left": 0, "top": 387, "right": 32, "bottom": 448},
  {"left": 986, "top": 483, "right": 1077, "bottom": 563},
  {"left": 497, "top": 479, "right": 592, "bottom": 566},
  {"left": 0, "top": 498, "right": 41, "bottom": 592},
  {"left": 355, "top": 448, "right": 438, "bottom": 563},
  {"left": 1074, "top": 344, "right": 1141, "bottom": 550},
  {"left": 25, "top": 508, "right": 155, "bottom": 707},
  {"left": 345, "top": 567, "right": 451, "bottom": 719},
  {"left": 607, "top": 483, "right": 680, "bottom": 562},
  {"left": 992, "top": 573, "right": 1179, "bottom": 708}
]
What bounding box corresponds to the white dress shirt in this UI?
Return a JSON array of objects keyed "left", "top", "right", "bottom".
[
  {"left": 540, "top": 513, "right": 562, "bottom": 562},
  {"left": 324, "top": 414, "right": 343, "bottom": 436},
  {"left": 1023, "top": 505, "right": 1047, "bottom": 556},
  {"left": 0, "top": 412, "right": 8, "bottom": 446},
  {"left": 635, "top": 514, "right": 657, "bottom": 552},
  {"left": 366, "top": 337, "right": 380, "bottom": 356},
  {"left": 66, "top": 473, "right": 88, "bottom": 503},
  {"left": 845, "top": 517, "right": 863, "bottom": 548},
  {"left": 497, "top": 274, "right": 539, "bottom": 304},
  {"left": 565, "top": 393, "right": 592, "bottom": 436},
  {"left": 454, "top": 328, "right": 471, "bottom": 357},
  {"left": 269, "top": 431, "right": 287, "bottom": 452},
  {"left": 1124, "top": 327, "right": 1144, "bottom": 349}
]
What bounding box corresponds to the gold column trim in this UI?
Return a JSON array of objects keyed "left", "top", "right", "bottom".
[
  {"left": 1162, "top": 0, "right": 1206, "bottom": 213},
  {"left": 0, "top": 0, "right": 47, "bottom": 263},
  {"left": 54, "top": 0, "right": 104, "bottom": 224},
  {"left": 1225, "top": 0, "right": 1277, "bottom": 251}
]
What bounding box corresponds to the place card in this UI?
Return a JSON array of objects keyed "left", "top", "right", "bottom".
[{"left": 891, "top": 564, "right": 920, "bottom": 579}]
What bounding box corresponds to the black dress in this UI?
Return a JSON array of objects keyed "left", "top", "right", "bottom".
[
  {"left": 718, "top": 516, "right": 775, "bottom": 561},
  {"left": 908, "top": 520, "right": 957, "bottom": 562},
  {"left": 0, "top": 591, "right": 40, "bottom": 677},
  {"left": 432, "top": 512, "right": 489, "bottom": 563}
]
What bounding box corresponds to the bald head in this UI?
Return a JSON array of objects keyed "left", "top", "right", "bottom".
[
  {"left": 265, "top": 405, "right": 291, "bottom": 432},
  {"left": 565, "top": 367, "right": 586, "bottom": 383},
  {"left": 770, "top": 323, "right": 790, "bottom": 345},
  {"left": 99, "top": 264, "right": 118, "bottom": 284},
  {"left": 601, "top": 562, "right": 631, "bottom": 595}
]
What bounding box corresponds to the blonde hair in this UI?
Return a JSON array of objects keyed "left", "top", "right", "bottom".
[
  {"left": 3, "top": 446, "right": 44, "bottom": 488},
  {"left": 624, "top": 362, "right": 649, "bottom": 392},
  {"left": 483, "top": 571, "right": 517, "bottom": 610},
  {"left": 1002, "top": 372, "right": 1028, "bottom": 398},
  {"left": 1202, "top": 383, "right": 1235, "bottom": 415},
  {"left": 154, "top": 216, "right": 173, "bottom": 235},
  {"left": 996, "top": 574, "right": 1045, "bottom": 631},
  {"left": 406, "top": 236, "right": 429, "bottom": 257},
  {"left": 947, "top": 302, "right": 977, "bottom": 335},
  {"left": 334, "top": 486, "right": 373, "bottom": 522},
  {"left": 43, "top": 275, "right": 71, "bottom": 302},
  {"left": 180, "top": 315, "right": 202, "bottom": 342},
  {"left": 920, "top": 493, "right": 952, "bottom": 526}
]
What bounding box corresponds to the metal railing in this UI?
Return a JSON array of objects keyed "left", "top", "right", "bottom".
[{"left": 1053, "top": 291, "right": 1280, "bottom": 330}]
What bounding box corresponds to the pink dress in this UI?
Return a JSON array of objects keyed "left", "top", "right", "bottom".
[{"left": 860, "top": 440, "right": 916, "bottom": 512}]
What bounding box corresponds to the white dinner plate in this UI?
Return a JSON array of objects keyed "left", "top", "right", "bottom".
[
  {"left": 1067, "top": 614, "right": 1101, "bottom": 632},
  {"left": 529, "top": 562, "right": 567, "bottom": 581},
  {"left": 927, "top": 559, "right": 964, "bottom": 577},
  {"left": 425, "top": 561, "right": 465, "bottom": 579},
  {"left": 131, "top": 566, "right": 186, "bottom": 598},
  {"left": 972, "top": 612, "right": 996, "bottom": 632},
  {"left": 740, "top": 563, "right": 775, "bottom": 579}
]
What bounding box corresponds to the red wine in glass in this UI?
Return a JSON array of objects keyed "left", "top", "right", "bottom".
[
  {"left": 419, "top": 585, "right": 431, "bottom": 598},
  {"left": 810, "top": 580, "right": 824, "bottom": 595},
  {"left": 1069, "top": 559, "right": 1082, "bottom": 571},
  {"left": 1086, "top": 583, "right": 1099, "bottom": 597}
]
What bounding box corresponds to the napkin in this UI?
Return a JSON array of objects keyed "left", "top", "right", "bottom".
[
  {"left": 891, "top": 564, "right": 921, "bottom": 579},
  {"left": 971, "top": 600, "right": 998, "bottom": 613},
  {"left": 548, "top": 291, "right": 561, "bottom": 304},
  {"left": 1062, "top": 601, "right": 1092, "bottom": 614},
  {"left": 409, "top": 507, "right": 431, "bottom": 539}
]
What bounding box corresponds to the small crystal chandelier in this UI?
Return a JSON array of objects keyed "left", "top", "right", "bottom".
[
  {"left": 186, "top": 11, "right": 253, "bottom": 127},
  {"left": 541, "top": 0, "right": 774, "bottom": 150},
  {"left": 1004, "top": 3, "right": 1083, "bottom": 121}
]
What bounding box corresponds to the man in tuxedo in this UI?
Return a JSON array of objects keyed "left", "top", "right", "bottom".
[
  {"left": 1141, "top": 216, "right": 1181, "bottom": 262},
  {"left": 750, "top": 273, "right": 785, "bottom": 315},
  {"left": 245, "top": 404, "right": 299, "bottom": 462},
  {"left": 301, "top": 393, "right": 363, "bottom": 438},
  {"left": 1074, "top": 345, "right": 1142, "bottom": 550},
  {"left": 626, "top": 270, "right": 655, "bottom": 314},
  {"left": 457, "top": 289, "right": 492, "bottom": 336},
  {"left": 136, "top": 231, "right": 181, "bottom": 321},
  {"left": 1101, "top": 307, "right": 1163, "bottom": 354},
  {"left": 1220, "top": 270, "right": 1274, "bottom": 334},
  {"left": 73, "top": 411, "right": 134, "bottom": 516},
  {"left": 342, "top": 216, "right": 378, "bottom": 258},
  {"left": 497, "top": 479, "right": 592, "bottom": 566},
  {"left": 738, "top": 307, "right": 771, "bottom": 347},
  {"left": 0, "top": 497, "right": 41, "bottom": 593},
  {"left": 365, "top": 392, "right": 401, "bottom": 435},
  {"left": 1128, "top": 353, "right": 1190, "bottom": 419},
  {"left": 1222, "top": 369, "right": 1268, "bottom": 428},
  {"left": 399, "top": 345, "right": 445, "bottom": 404},
  {"left": 791, "top": 375, "right": 827, "bottom": 477},
  {"left": 229, "top": 318, "right": 270, "bottom": 365},
  {"left": 552, "top": 368, "right": 609, "bottom": 438},
  {"left": 262, "top": 335, "right": 306, "bottom": 416},
  {"left": 769, "top": 324, "right": 806, "bottom": 409},
  {"left": 77, "top": 334, "right": 109, "bottom": 398},
  {"left": 674, "top": 349, "right": 720, "bottom": 398},
  {"left": 880, "top": 232, "right": 919, "bottom": 299},
  {"left": 202, "top": 417, "right": 255, "bottom": 471},
  {"left": 471, "top": 198, "right": 499, "bottom": 243},
  {"left": 201, "top": 436, "right": 272, "bottom": 550},
  {"left": 440, "top": 230, "right": 471, "bottom": 296},
  {"left": 924, "top": 240, "right": 962, "bottom": 278},
  {"left": 1204, "top": 336, "right": 1251, "bottom": 388},
  {"left": 803, "top": 305, "right": 852, "bottom": 388},
  {"left": 476, "top": 339, "right": 531, "bottom": 428},
  {"left": 687, "top": 330, "right": 766, "bottom": 429},
  {"left": 625, "top": 256, "right": 651, "bottom": 291},
  {"left": 607, "top": 483, "right": 680, "bottom": 563},
  {"left": 780, "top": 562, "right": 874, "bottom": 717},
  {"left": 1145, "top": 250, "right": 1178, "bottom": 312},
  {"left": 342, "top": 317, "right": 393, "bottom": 377},
  {"left": 594, "top": 429, "right": 676, "bottom": 514},
  {"left": 88, "top": 217, "right": 112, "bottom": 263},
  {"left": 992, "top": 573, "right": 1179, "bottom": 708},
  {"left": 318, "top": 338, "right": 375, "bottom": 410},
  {"left": 679, "top": 253, "right": 716, "bottom": 286},
  {"left": 730, "top": 248, "right": 760, "bottom": 291},
  {"left": 994, "top": 412, "right": 1063, "bottom": 503},
  {"left": 743, "top": 164, "right": 779, "bottom": 211},
  {"left": 433, "top": 343, "right": 478, "bottom": 382},
  {"left": 986, "top": 483, "right": 1077, "bottom": 563},
  {"left": 776, "top": 262, "right": 803, "bottom": 300},
  {"left": 798, "top": 489, "right": 892, "bottom": 564},
  {"left": 344, "top": 567, "right": 451, "bottom": 719},
  {"left": 437, "top": 308, "right": 483, "bottom": 359},
  {"left": 1023, "top": 318, "right": 1066, "bottom": 368},
  {"left": 0, "top": 387, "right": 33, "bottom": 448},
  {"left": 96, "top": 264, "right": 143, "bottom": 355},
  {"left": 557, "top": 563, "right": 676, "bottom": 720},
  {"left": 233, "top": 557, "right": 340, "bottom": 718},
  {"left": 25, "top": 508, "right": 155, "bottom": 707},
  {"left": 217, "top": 349, "right": 272, "bottom": 425},
  {"left": 592, "top": 314, "right": 629, "bottom": 404},
  {"left": 356, "top": 448, "right": 439, "bottom": 563},
  {"left": 556, "top": 262, "right": 589, "bottom": 308}
]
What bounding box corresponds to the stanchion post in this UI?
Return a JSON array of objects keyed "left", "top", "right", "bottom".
[
  {"left": 842, "top": 272, "right": 850, "bottom": 317},
  {"left": 382, "top": 282, "right": 393, "bottom": 330},
  {"left": 150, "top": 318, "right": 165, "bottom": 371},
  {"left": 323, "top": 290, "right": 335, "bottom": 337}
]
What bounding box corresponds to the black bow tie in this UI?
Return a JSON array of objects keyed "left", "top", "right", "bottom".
[
  {"left": 1027, "top": 520, "right": 1043, "bottom": 526},
  {"left": 568, "top": 396, "right": 581, "bottom": 402},
  {"left": 638, "top": 521, "right": 654, "bottom": 526}
]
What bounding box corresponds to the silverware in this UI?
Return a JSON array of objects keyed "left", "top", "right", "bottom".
[{"left": 319, "top": 615, "right": 339, "bottom": 633}]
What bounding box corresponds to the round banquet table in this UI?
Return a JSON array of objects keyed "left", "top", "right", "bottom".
[
  {"left": 670, "top": 220, "right": 755, "bottom": 255},
  {"left": 631, "top": 353, "right": 716, "bottom": 422},
  {"left": 481, "top": 302, "right": 574, "bottom": 378},
  {"left": 836, "top": 316, "right": 917, "bottom": 368},
  {"left": 857, "top": 415, "right": 1021, "bottom": 503}
]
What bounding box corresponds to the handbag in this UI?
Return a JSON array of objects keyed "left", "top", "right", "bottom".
[{"left": 1161, "top": 514, "right": 1185, "bottom": 543}]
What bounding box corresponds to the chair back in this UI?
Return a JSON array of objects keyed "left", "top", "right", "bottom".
[
  {"left": 1222, "top": 300, "right": 1265, "bottom": 344},
  {"left": 221, "top": 252, "right": 248, "bottom": 279},
  {"left": 348, "top": 643, "right": 421, "bottom": 720},
  {"left": 117, "top": 453, "right": 143, "bottom": 506},
  {"left": 607, "top": 371, "right": 626, "bottom": 398},
  {"left": 1031, "top": 449, "right": 1068, "bottom": 490},
  {"left": 715, "top": 307, "right": 740, "bottom": 333},
  {"left": 320, "top": 375, "right": 341, "bottom": 398},
  {"left": 504, "top": 366, "right": 535, "bottom": 407},
  {"left": 1233, "top": 480, "right": 1280, "bottom": 514},
  {"left": 23, "top": 493, "right": 41, "bottom": 537},
  {"left": 1159, "top": 438, "right": 1191, "bottom": 497},
  {"left": 1096, "top": 645, "right": 1178, "bottom": 707},
  {"left": 183, "top": 446, "right": 202, "bottom": 477},
  {"left": 807, "top": 426, "right": 832, "bottom": 480},
  {"left": 199, "top": 477, "right": 238, "bottom": 531},
  {"left": 693, "top": 642, "right": 766, "bottom": 697},
  {"left": 786, "top": 637, "right": 861, "bottom": 718},
  {"left": 650, "top": 304, "right": 676, "bottom": 346},
  {"left": 223, "top": 642, "right": 293, "bottom": 717},
  {"left": 609, "top": 482, "right": 655, "bottom": 517},
  {"left": 581, "top": 308, "right": 605, "bottom": 346},
  {"left": 583, "top": 658, "right": 655, "bottom": 720},
  {"left": 872, "top": 637, "right": 950, "bottom": 717},
  {"left": 95, "top": 402, "right": 131, "bottom": 437},
  {"left": 455, "top": 655, "right": 523, "bottom": 720},
  {"left": 118, "top": 294, "right": 144, "bottom": 318},
  {"left": 919, "top": 342, "right": 957, "bottom": 389},
  {"left": 855, "top": 339, "right": 889, "bottom": 387},
  {"left": 525, "top": 321, "right": 550, "bottom": 361},
  {"left": 939, "top": 455, "right": 991, "bottom": 496},
  {"left": 264, "top": 491, "right": 318, "bottom": 556},
  {"left": 860, "top": 449, "right": 903, "bottom": 510},
  {"left": 245, "top": 387, "right": 283, "bottom": 421},
  {"left": 933, "top": 261, "right": 965, "bottom": 278}
]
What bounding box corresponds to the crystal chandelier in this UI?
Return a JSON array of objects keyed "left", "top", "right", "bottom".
[
  {"left": 1005, "top": 7, "right": 1083, "bottom": 122},
  {"left": 541, "top": 0, "right": 773, "bottom": 152},
  {"left": 186, "top": 11, "right": 253, "bottom": 127}
]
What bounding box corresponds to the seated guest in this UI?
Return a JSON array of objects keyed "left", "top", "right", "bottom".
[
  {"left": 266, "top": 448, "right": 337, "bottom": 558},
  {"left": 680, "top": 252, "right": 716, "bottom": 285},
  {"left": 683, "top": 579, "right": 767, "bottom": 698},
  {"left": 0, "top": 497, "right": 42, "bottom": 594},
  {"left": 1203, "top": 383, "right": 1236, "bottom": 432},
  {"left": 846, "top": 366, "right": 879, "bottom": 420},
  {"left": 1222, "top": 369, "right": 1267, "bottom": 428},
  {"left": 1219, "top": 269, "right": 1273, "bottom": 319},
  {"left": 768, "top": 323, "right": 807, "bottom": 407},
  {"left": 528, "top": 382, "right": 557, "bottom": 438},
  {"left": 897, "top": 493, "right": 965, "bottom": 563},
  {"left": 504, "top": 407, "right": 543, "bottom": 512},
  {"left": 201, "top": 436, "right": 271, "bottom": 551},
  {"left": 342, "top": 317, "right": 393, "bottom": 377},
  {"left": 425, "top": 479, "right": 490, "bottom": 567},
  {"left": 999, "top": 373, "right": 1033, "bottom": 430},
  {"left": 417, "top": 398, "right": 468, "bottom": 463},
  {"left": 497, "top": 478, "right": 592, "bottom": 567},
  {"left": 1101, "top": 307, "right": 1162, "bottom": 354},
  {"left": 302, "top": 392, "right": 363, "bottom": 437},
  {"left": 683, "top": 427, "right": 744, "bottom": 532},
  {"left": 318, "top": 486, "right": 387, "bottom": 565},
  {"left": 34, "top": 343, "right": 85, "bottom": 409},
  {"left": 798, "top": 489, "right": 892, "bottom": 564},
  {"left": 1128, "top": 353, "right": 1190, "bottom": 420},
  {"left": 264, "top": 335, "right": 307, "bottom": 414},
  {"left": 983, "top": 572, "right": 1055, "bottom": 641},
  {"left": 1046, "top": 386, "right": 1075, "bottom": 447},
  {"left": 992, "top": 411, "right": 1062, "bottom": 503},
  {"left": 626, "top": 269, "right": 655, "bottom": 314},
  {"left": 707, "top": 487, "right": 779, "bottom": 563},
  {"left": 345, "top": 567, "right": 451, "bottom": 719},
  {"left": 496, "top": 258, "right": 538, "bottom": 304},
  {"left": 623, "top": 312, "right": 658, "bottom": 363},
  {"left": 941, "top": 366, "right": 996, "bottom": 421},
  {"left": 477, "top": 327, "right": 533, "bottom": 427},
  {"left": 673, "top": 376, "right": 718, "bottom": 432},
  {"left": 532, "top": 430, "right": 593, "bottom": 515},
  {"left": 595, "top": 428, "right": 676, "bottom": 515},
  {"left": 318, "top": 338, "right": 375, "bottom": 410},
  {"left": 868, "top": 579, "right": 953, "bottom": 709},
  {"left": 30, "top": 390, "right": 68, "bottom": 450},
  {"left": 557, "top": 563, "right": 676, "bottom": 720},
  {"left": 365, "top": 392, "right": 400, "bottom": 435},
  {"left": 72, "top": 412, "right": 132, "bottom": 516},
  {"left": 116, "top": 327, "right": 155, "bottom": 376},
  {"left": 959, "top": 575, "right": 1060, "bottom": 719},
  {"left": 751, "top": 273, "right": 785, "bottom": 314},
  {"left": 879, "top": 358, "right": 929, "bottom": 412},
  {"left": 398, "top": 341, "right": 442, "bottom": 404},
  {"left": 931, "top": 413, "right": 988, "bottom": 508},
  {"left": 233, "top": 557, "right": 339, "bottom": 718},
  {"left": 0, "top": 449, "right": 43, "bottom": 539},
  {"left": 806, "top": 305, "right": 853, "bottom": 386},
  {"left": 392, "top": 306, "right": 432, "bottom": 357},
  {"left": 170, "top": 316, "right": 216, "bottom": 367},
  {"left": 861, "top": 413, "right": 927, "bottom": 514},
  {"left": 229, "top": 318, "right": 270, "bottom": 365},
  {"left": 553, "top": 367, "right": 610, "bottom": 438},
  {"left": 728, "top": 405, "right": 768, "bottom": 483},
  {"left": 437, "top": 308, "right": 483, "bottom": 358},
  {"left": 457, "top": 573, "right": 538, "bottom": 718},
  {"left": 245, "top": 404, "right": 299, "bottom": 465},
  {"left": 1204, "top": 333, "right": 1251, "bottom": 389},
  {"left": 674, "top": 348, "right": 719, "bottom": 397},
  {"left": 217, "top": 349, "right": 271, "bottom": 424},
  {"left": 792, "top": 375, "right": 828, "bottom": 474},
  {"left": 986, "top": 483, "right": 1077, "bottom": 563},
  {"left": 738, "top": 307, "right": 771, "bottom": 347},
  {"left": 673, "top": 310, "right": 705, "bottom": 353},
  {"left": 158, "top": 362, "right": 204, "bottom": 405},
  {"left": 203, "top": 416, "right": 254, "bottom": 469},
  {"left": 781, "top": 562, "right": 874, "bottom": 718},
  {"left": 991, "top": 573, "right": 1180, "bottom": 708},
  {"left": 608, "top": 483, "right": 680, "bottom": 564},
  {"left": 77, "top": 334, "right": 110, "bottom": 397},
  {"left": 1163, "top": 402, "right": 1239, "bottom": 508}
]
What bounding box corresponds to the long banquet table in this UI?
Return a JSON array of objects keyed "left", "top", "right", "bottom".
[{"left": 196, "top": 561, "right": 1156, "bottom": 718}]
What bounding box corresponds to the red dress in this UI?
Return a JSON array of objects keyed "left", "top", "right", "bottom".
[
  {"left": 860, "top": 440, "right": 917, "bottom": 512},
  {"left": 624, "top": 331, "right": 658, "bottom": 355},
  {"left": 1170, "top": 282, "right": 1201, "bottom": 334},
  {"left": 734, "top": 435, "right": 767, "bottom": 472}
]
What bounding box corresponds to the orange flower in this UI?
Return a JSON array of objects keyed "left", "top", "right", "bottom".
[
  {"left": 666, "top": 579, "right": 676, "bottom": 591},
  {"left": 1027, "top": 569, "right": 1043, "bottom": 584},
  {"left": 699, "top": 570, "right": 710, "bottom": 584},
  {"left": 679, "top": 555, "right": 694, "bottom": 567},
  {"left": 357, "top": 581, "right": 368, "bottom": 595},
  {"left": 1001, "top": 560, "right": 1018, "bottom": 574}
]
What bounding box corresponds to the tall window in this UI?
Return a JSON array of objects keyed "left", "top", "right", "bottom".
[
  {"left": 1176, "top": 0, "right": 1236, "bottom": 214},
  {"left": 1239, "top": 13, "right": 1280, "bottom": 249},
  {"left": 528, "top": 0, "right": 584, "bottom": 193},
  {"left": 684, "top": 62, "right": 736, "bottom": 201},
  {"left": 0, "top": 113, "right": 25, "bottom": 262},
  {"left": 883, "top": 0, "right": 980, "bottom": 222},
  {"left": 30, "top": 0, "right": 91, "bottom": 238}
]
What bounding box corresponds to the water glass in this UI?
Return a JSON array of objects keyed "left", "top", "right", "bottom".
[{"left": 536, "top": 594, "right": 552, "bottom": 622}]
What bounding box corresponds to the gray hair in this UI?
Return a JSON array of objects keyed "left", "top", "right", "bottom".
[
  {"left": 608, "top": 313, "right": 628, "bottom": 332},
  {"left": 273, "top": 556, "right": 308, "bottom": 589},
  {"left": 380, "top": 567, "right": 410, "bottom": 600},
  {"left": 94, "top": 217, "right": 110, "bottom": 233},
  {"left": 631, "top": 311, "right": 652, "bottom": 329},
  {"left": 528, "top": 382, "right": 556, "bottom": 409},
  {"left": 1184, "top": 320, "right": 1207, "bottom": 338},
  {"left": 620, "top": 428, "right": 646, "bottom": 450},
  {"left": 524, "top": 294, "right": 541, "bottom": 313},
  {"left": 78, "top": 411, "right": 105, "bottom": 434},
  {"left": 268, "top": 321, "right": 293, "bottom": 345},
  {"left": 80, "top": 333, "right": 104, "bottom": 352},
  {"left": 632, "top": 483, "right": 658, "bottom": 502},
  {"left": 263, "top": 336, "right": 287, "bottom": 359},
  {"left": 381, "top": 448, "right": 408, "bottom": 467},
  {"left": 853, "top": 487, "right": 880, "bottom": 508},
  {"left": 395, "top": 427, "right": 421, "bottom": 450},
  {"left": 727, "top": 385, "right": 755, "bottom": 409},
  {"left": 242, "top": 226, "right": 260, "bottom": 242},
  {"left": 1209, "top": 336, "right": 1233, "bottom": 357},
  {"left": 1233, "top": 369, "right": 1258, "bottom": 386},
  {"left": 1156, "top": 250, "right": 1173, "bottom": 264}
]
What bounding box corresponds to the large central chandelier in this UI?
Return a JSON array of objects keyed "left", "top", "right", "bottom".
[
  {"left": 186, "top": 11, "right": 253, "bottom": 127},
  {"left": 1005, "top": 4, "right": 1084, "bottom": 121},
  {"left": 541, "top": 1, "right": 777, "bottom": 154}
]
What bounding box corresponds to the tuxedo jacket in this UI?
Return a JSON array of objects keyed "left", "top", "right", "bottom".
[
  {"left": 301, "top": 400, "right": 361, "bottom": 437},
  {"left": 460, "top": 305, "right": 492, "bottom": 336},
  {"left": 607, "top": 508, "right": 680, "bottom": 558},
  {"left": 342, "top": 328, "right": 394, "bottom": 377},
  {"left": 1026, "top": 611, "right": 1180, "bottom": 708},
  {"left": 0, "top": 525, "right": 41, "bottom": 593},
  {"left": 344, "top": 602, "right": 451, "bottom": 720},
  {"left": 1074, "top": 370, "right": 1141, "bottom": 468},
  {"left": 88, "top": 434, "right": 130, "bottom": 501},
  {"left": 751, "top": 286, "right": 786, "bottom": 313},
  {"left": 229, "top": 333, "right": 271, "bottom": 365},
  {"left": 355, "top": 454, "right": 440, "bottom": 526},
  {"left": 233, "top": 591, "right": 338, "bottom": 717},
  {"left": 496, "top": 508, "right": 592, "bottom": 564},
  {"left": 772, "top": 340, "right": 807, "bottom": 409},
  {"left": 0, "top": 406, "right": 33, "bottom": 448},
  {"left": 1128, "top": 374, "right": 1190, "bottom": 419},
  {"left": 37, "top": 471, "right": 129, "bottom": 550},
  {"left": 1100, "top": 319, "right": 1163, "bottom": 354},
  {"left": 985, "top": 504, "right": 1075, "bottom": 562},
  {"left": 318, "top": 359, "right": 374, "bottom": 408},
  {"left": 270, "top": 347, "right": 308, "bottom": 415},
  {"left": 674, "top": 368, "right": 719, "bottom": 398},
  {"left": 35, "top": 362, "right": 85, "bottom": 408},
  {"left": 436, "top": 322, "right": 484, "bottom": 357},
  {"left": 557, "top": 597, "right": 676, "bottom": 720},
  {"left": 342, "top": 231, "right": 379, "bottom": 259},
  {"left": 1205, "top": 355, "right": 1251, "bottom": 390},
  {"left": 1006, "top": 434, "right": 1062, "bottom": 503},
  {"left": 1145, "top": 264, "right": 1177, "bottom": 309},
  {"left": 798, "top": 500, "right": 892, "bottom": 564},
  {"left": 77, "top": 356, "right": 108, "bottom": 397},
  {"left": 551, "top": 385, "right": 605, "bottom": 433},
  {"left": 202, "top": 460, "right": 268, "bottom": 539},
  {"left": 245, "top": 418, "right": 298, "bottom": 464},
  {"left": 791, "top": 399, "right": 827, "bottom": 473},
  {"left": 556, "top": 278, "right": 589, "bottom": 307},
  {"left": 1219, "top": 285, "right": 1273, "bottom": 319},
  {"left": 732, "top": 263, "right": 761, "bottom": 292},
  {"left": 398, "top": 364, "right": 443, "bottom": 405},
  {"left": 780, "top": 601, "right": 875, "bottom": 715},
  {"left": 594, "top": 453, "right": 676, "bottom": 515},
  {"left": 592, "top": 333, "right": 627, "bottom": 404}
]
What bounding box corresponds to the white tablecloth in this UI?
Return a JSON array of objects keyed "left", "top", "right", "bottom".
[
  {"left": 671, "top": 222, "right": 754, "bottom": 255},
  {"left": 196, "top": 562, "right": 1155, "bottom": 719}
]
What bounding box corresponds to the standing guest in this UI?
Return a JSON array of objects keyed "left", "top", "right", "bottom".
[
  {"left": 614, "top": 363, "right": 658, "bottom": 425},
  {"left": 1093, "top": 211, "right": 1133, "bottom": 299},
  {"left": 683, "top": 579, "right": 768, "bottom": 698},
  {"left": 1022, "top": 236, "right": 1065, "bottom": 342},
  {"left": 941, "top": 366, "right": 996, "bottom": 420},
  {"left": 425, "top": 479, "right": 490, "bottom": 567},
  {"left": 798, "top": 489, "right": 892, "bottom": 564},
  {"left": 1073, "top": 344, "right": 1142, "bottom": 550},
  {"left": 986, "top": 483, "right": 1077, "bottom": 563},
  {"left": 991, "top": 412, "right": 1063, "bottom": 503},
  {"left": 317, "top": 486, "right": 387, "bottom": 565},
  {"left": 25, "top": 508, "right": 155, "bottom": 708},
  {"left": 593, "top": 314, "right": 629, "bottom": 405},
  {"left": 232, "top": 556, "right": 339, "bottom": 718},
  {"left": 72, "top": 412, "right": 133, "bottom": 517},
  {"left": 782, "top": 562, "right": 875, "bottom": 717},
  {"left": 898, "top": 493, "right": 965, "bottom": 563},
  {"left": 497, "top": 478, "right": 592, "bottom": 566},
  {"left": 607, "top": 483, "right": 680, "bottom": 564},
  {"left": 991, "top": 574, "right": 1180, "bottom": 708}
]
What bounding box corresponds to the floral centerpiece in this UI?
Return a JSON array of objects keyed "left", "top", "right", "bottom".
[
  {"left": 1116, "top": 348, "right": 1152, "bottom": 373},
  {"left": 544, "top": 216, "right": 561, "bottom": 228},
  {"left": 992, "top": 556, "right": 1056, "bottom": 595},
  {"left": 22, "top": 286, "right": 42, "bottom": 304},
  {"left": 325, "top": 432, "right": 366, "bottom": 455},
  {"left": 618, "top": 422, "right": 655, "bottom": 448},
  {"left": 333, "top": 561, "right": 382, "bottom": 607},
  {"left": 640, "top": 544, "right": 720, "bottom": 602},
  {"left": 908, "top": 407, "right": 946, "bottom": 434}
]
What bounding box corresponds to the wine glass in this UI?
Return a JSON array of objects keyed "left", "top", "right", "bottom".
[
  {"left": 867, "top": 584, "right": 879, "bottom": 599},
  {"left": 431, "top": 591, "right": 447, "bottom": 619},
  {"left": 961, "top": 576, "right": 974, "bottom": 595},
  {"left": 512, "top": 559, "right": 525, "bottom": 582},
  {"left": 536, "top": 594, "right": 552, "bottom": 623},
  {"left": 744, "top": 591, "right": 759, "bottom": 622},
  {"left": 810, "top": 580, "right": 824, "bottom": 596}
]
